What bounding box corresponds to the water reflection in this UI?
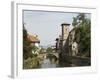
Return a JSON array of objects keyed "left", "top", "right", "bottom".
[{"left": 40, "top": 58, "right": 57, "bottom": 68}]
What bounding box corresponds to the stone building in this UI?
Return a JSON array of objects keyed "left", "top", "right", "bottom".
[
  {"left": 56, "top": 23, "right": 78, "bottom": 62},
  {"left": 60, "top": 23, "right": 70, "bottom": 57}
]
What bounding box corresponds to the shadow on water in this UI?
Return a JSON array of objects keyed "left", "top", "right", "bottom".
[{"left": 38, "top": 53, "right": 91, "bottom": 68}]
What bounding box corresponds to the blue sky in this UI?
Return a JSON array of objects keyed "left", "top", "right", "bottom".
[{"left": 23, "top": 10, "right": 90, "bottom": 47}]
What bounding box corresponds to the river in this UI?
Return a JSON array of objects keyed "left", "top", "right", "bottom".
[
  {"left": 39, "top": 55, "right": 90, "bottom": 68},
  {"left": 40, "top": 58, "right": 57, "bottom": 68}
]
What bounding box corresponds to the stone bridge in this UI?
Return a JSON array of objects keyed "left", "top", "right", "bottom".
[
  {"left": 50, "top": 52, "right": 59, "bottom": 58},
  {"left": 38, "top": 52, "right": 59, "bottom": 59},
  {"left": 38, "top": 53, "right": 47, "bottom": 59}
]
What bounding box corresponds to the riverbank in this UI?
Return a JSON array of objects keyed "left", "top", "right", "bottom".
[
  {"left": 23, "top": 54, "right": 59, "bottom": 69},
  {"left": 23, "top": 57, "right": 43, "bottom": 69}
]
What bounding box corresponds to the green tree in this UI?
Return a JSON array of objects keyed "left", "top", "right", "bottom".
[
  {"left": 39, "top": 47, "right": 45, "bottom": 54},
  {"left": 32, "top": 45, "right": 39, "bottom": 54},
  {"left": 72, "top": 13, "right": 91, "bottom": 57},
  {"left": 23, "top": 25, "right": 33, "bottom": 59},
  {"left": 72, "top": 17, "right": 77, "bottom": 27},
  {"left": 46, "top": 47, "right": 53, "bottom": 54}
]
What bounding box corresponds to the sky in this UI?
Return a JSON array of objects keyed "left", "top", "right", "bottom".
[{"left": 23, "top": 10, "right": 90, "bottom": 47}]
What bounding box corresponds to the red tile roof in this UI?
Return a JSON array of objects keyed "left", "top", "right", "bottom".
[{"left": 27, "top": 34, "right": 40, "bottom": 43}]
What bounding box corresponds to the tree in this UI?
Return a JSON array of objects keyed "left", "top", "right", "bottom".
[
  {"left": 46, "top": 47, "right": 53, "bottom": 54},
  {"left": 72, "top": 17, "right": 77, "bottom": 27},
  {"left": 72, "top": 13, "right": 91, "bottom": 57},
  {"left": 23, "top": 25, "right": 33, "bottom": 59},
  {"left": 39, "top": 47, "right": 45, "bottom": 54},
  {"left": 32, "top": 45, "right": 39, "bottom": 54}
]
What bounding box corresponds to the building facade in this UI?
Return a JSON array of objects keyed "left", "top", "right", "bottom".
[{"left": 56, "top": 23, "right": 78, "bottom": 62}]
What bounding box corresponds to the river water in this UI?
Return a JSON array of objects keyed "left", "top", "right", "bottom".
[
  {"left": 40, "top": 58, "right": 57, "bottom": 68},
  {"left": 39, "top": 56, "right": 90, "bottom": 68}
]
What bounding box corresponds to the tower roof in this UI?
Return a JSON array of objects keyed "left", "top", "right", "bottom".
[{"left": 61, "top": 23, "right": 70, "bottom": 26}]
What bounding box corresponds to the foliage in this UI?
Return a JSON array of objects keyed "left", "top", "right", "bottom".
[
  {"left": 32, "top": 45, "right": 39, "bottom": 54},
  {"left": 72, "top": 13, "right": 91, "bottom": 57},
  {"left": 39, "top": 47, "right": 45, "bottom": 54},
  {"left": 23, "top": 57, "right": 40, "bottom": 69},
  {"left": 23, "top": 25, "right": 33, "bottom": 59},
  {"left": 47, "top": 53, "right": 58, "bottom": 62},
  {"left": 46, "top": 47, "right": 53, "bottom": 54},
  {"left": 72, "top": 17, "right": 77, "bottom": 27}
]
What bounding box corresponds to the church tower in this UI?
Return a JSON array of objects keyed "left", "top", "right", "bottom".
[
  {"left": 59, "top": 23, "right": 70, "bottom": 63},
  {"left": 61, "top": 23, "right": 70, "bottom": 46}
]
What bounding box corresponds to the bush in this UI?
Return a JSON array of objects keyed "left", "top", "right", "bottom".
[{"left": 23, "top": 57, "right": 40, "bottom": 69}]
